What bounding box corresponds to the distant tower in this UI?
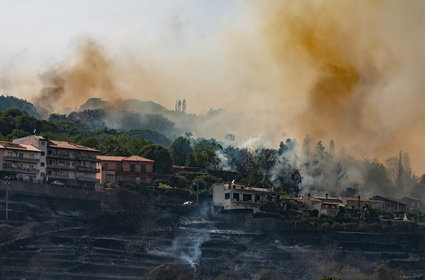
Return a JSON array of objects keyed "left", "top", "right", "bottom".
[
  {"left": 177, "top": 100, "right": 182, "bottom": 112},
  {"left": 175, "top": 100, "right": 178, "bottom": 111},
  {"left": 182, "top": 99, "right": 186, "bottom": 112},
  {"left": 329, "top": 139, "right": 335, "bottom": 157}
]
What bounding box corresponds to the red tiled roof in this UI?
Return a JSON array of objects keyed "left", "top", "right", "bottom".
[
  {"left": 0, "top": 141, "right": 41, "bottom": 152},
  {"left": 48, "top": 140, "right": 99, "bottom": 152},
  {"left": 97, "top": 155, "right": 154, "bottom": 162}
]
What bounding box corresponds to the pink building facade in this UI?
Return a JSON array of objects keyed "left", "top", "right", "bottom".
[{"left": 97, "top": 155, "right": 154, "bottom": 185}]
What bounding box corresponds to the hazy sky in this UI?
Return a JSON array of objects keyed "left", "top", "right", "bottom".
[
  {"left": 0, "top": 0, "right": 239, "bottom": 69},
  {"left": 1, "top": 0, "right": 424, "bottom": 173}
]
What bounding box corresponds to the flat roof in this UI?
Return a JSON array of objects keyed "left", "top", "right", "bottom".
[
  {"left": 0, "top": 141, "right": 41, "bottom": 152},
  {"left": 48, "top": 140, "right": 99, "bottom": 152}
]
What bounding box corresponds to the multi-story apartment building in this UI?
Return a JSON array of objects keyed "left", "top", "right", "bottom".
[
  {"left": 14, "top": 136, "right": 100, "bottom": 188},
  {"left": 97, "top": 155, "right": 154, "bottom": 185},
  {"left": 0, "top": 141, "right": 42, "bottom": 182}
]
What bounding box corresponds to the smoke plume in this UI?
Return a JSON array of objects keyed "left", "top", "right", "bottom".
[
  {"left": 256, "top": 0, "right": 425, "bottom": 172},
  {"left": 33, "top": 39, "right": 120, "bottom": 115},
  {"left": 3, "top": 1, "right": 425, "bottom": 172}
]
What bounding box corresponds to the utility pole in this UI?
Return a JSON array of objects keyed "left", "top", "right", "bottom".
[
  {"left": 196, "top": 181, "right": 199, "bottom": 205},
  {"left": 3, "top": 178, "right": 10, "bottom": 222},
  {"left": 5, "top": 185, "right": 8, "bottom": 221}
]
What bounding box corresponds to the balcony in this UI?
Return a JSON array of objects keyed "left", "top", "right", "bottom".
[
  {"left": 4, "top": 166, "right": 39, "bottom": 174},
  {"left": 78, "top": 177, "right": 99, "bottom": 183},
  {"left": 47, "top": 164, "right": 77, "bottom": 171},
  {"left": 4, "top": 156, "right": 39, "bottom": 163},
  {"left": 48, "top": 174, "right": 72, "bottom": 180},
  {"left": 77, "top": 166, "right": 99, "bottom": 172},
  {"left": 47, "top": 153, "right": 72, "bottom": 159}
]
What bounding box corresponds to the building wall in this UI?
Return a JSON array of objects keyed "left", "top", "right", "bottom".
[
  {"left": 97, "top": 159, "right": 154, "bottom": 185},
  {"left": 0, "top": 148, "right": 40, "bottom": 182},
  {"left": 213, "top": 184, "right": 274, "bottom": 213},
  {"left": 13, "top": 136, "right": 47, "bottom": 182},
  {"left": 47, "top": 148, "right": 98, "bottom": 187}
]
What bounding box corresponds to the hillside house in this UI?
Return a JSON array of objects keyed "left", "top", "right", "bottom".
[
  {"left": 369, "top": 195, "right": 407, "bottom": 213},
  {"left": 97, "top": 155, "right": 154, "bottom": 185},
  {"left": 213, "top": 183, "right": 276, "bottom": 213},
  {"left": 400, "top": 197, "right": 422, "bottom": 211}
]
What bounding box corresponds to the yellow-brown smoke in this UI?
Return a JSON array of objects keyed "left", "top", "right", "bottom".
[
  {"left": 256, "top": 0, "right": 425, "bottom": 172},
  {"left": 33, "top": 39, "right": 121, "bottom": 113},
  {"left": 7, "top": 0, "right": 425, "bottom": 173}
]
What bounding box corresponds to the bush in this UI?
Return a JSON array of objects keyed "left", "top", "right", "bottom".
[
  {"left": 169, "top": 175, "right": 189, "bottom": 188},
  {"left": 157, "top": 184, "right": 193, "bottom": 200},
  {"left": 373, "top": 264, "right": 402, "bottom": 280},
  {"left": 192, "top": 175, "right": 222, "bottom": 191},
  {"left": 145, "top": 264, "right": 193, "bottom": 280}
]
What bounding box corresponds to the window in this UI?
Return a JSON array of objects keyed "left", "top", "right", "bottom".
[
  {"left": 130, "top": 176, "right": 136, "bottom": 182},
  {"left": 255, "top": 195, "right": 260, "bottom": 202},
  {"left": 19, "top": 153, "right": 23, "bottom": 158},
  {"left": 140, "top": 176, "right": 147, "bottom": 184},
  {"left": 141, "top": 164, "right": 146, "bottom": 173},
  {"left": 41, "top": 152, "right": 45, "bottom": 156},
  {"left": 243, "top": 194, "right": 252, "bottom": 202},
  {"left": 104, "top": 163, "right": 109, "bottom": 170},
  {"left": 40, "top": 162, "right": 45, "bottom": 167},
  {"left": 130, "top": 164, "right": 136, "bottom": 172},
  {"left": 233, "top": 193, "right": 240, "bottom": 201},
  {"left": 116, "top": 164, "right": 121, "bottom": 171},
  {"left": 225, "top": 193, "right": 230, "bottom": 200},
  {"left": 41, "top": 141, "right": 46, "bottom": 146},
  {"left": 29, "top": 154, "right": 34, "bottom": 159}
]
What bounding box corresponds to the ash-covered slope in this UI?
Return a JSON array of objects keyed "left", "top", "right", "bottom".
[{"left": 0, "top": 190, "right": 424, "bottom": 280}]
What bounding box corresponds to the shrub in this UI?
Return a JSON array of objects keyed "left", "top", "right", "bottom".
[{"left": 145, "top": 264, "right": 193, "bottom": 280}]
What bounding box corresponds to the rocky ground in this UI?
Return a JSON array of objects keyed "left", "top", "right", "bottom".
[{"left": 0, "top": 190, "right": 424, "bottom": 280}]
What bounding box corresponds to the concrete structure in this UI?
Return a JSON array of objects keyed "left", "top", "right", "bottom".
[
  {"left": 369, "top": 195, "right": 407, "bottom": 213},
  {"left": 293, "top": 194, "right": 345, "bottom": 216},
  {"left": 0, "top": 141, "right": 41, "bottom": 182},
  {"left": 339, "top": 196, "right": 383, "bottom": 210},
  {"left": 97, "top": 155, "right": 154, "bottom": 185},
  {"left": 400, "top": 197, "right": 422, "bottom": 211},
  {"left": 14, "top": 136, "right": 100, "bottom": 188},
  {"left": 213, "top": 183, "right": 276, "bottom": 213}
]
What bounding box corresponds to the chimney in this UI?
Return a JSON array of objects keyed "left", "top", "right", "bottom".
[{"left": 325, "top": 193, "right": 328, "bottom": 199}]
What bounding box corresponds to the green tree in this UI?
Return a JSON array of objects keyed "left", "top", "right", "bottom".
[
  {"left": 99, "top": 137, "right": 131, "bottom": 156},
  {"left": 139, "top": 144, "right": 172, "bottom": 174},
  {"left": 187, "top": 139, "right": 221, "bottom": 167},
  {"left": 125, "top": 138, "right": 151, "bottom": 155},
  {"left": 169, "top": 175, "right": 189, "bottom": 188},
  {"left": 170, "top": 136, "right": 193, "bottom": 166},
  {"left": 78, "top": 137, "right": 100, "bottom": 149},
  {"left": 192, "top": 175, "right": 222, "bottom": 190}
]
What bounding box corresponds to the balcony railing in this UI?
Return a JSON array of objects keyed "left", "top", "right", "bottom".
[
  {"left": 77, "top": 166, "right": 99, "bottom": 172},
  {"left": 4, "top": 156, "right": 39, "bottom": 163},
  {"left": 47, "top": 164, "right": 77, "bottom": 171},
  {"left": 4, "top": 166, "right": 39, "bottom": 174},
  {"left": 48, "top": 153, "right": 72, "bottom": 159}
]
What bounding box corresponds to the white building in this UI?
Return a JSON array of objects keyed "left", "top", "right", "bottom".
[{"left": 213, "top": 183, "right": 276, "bottom": 213}]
